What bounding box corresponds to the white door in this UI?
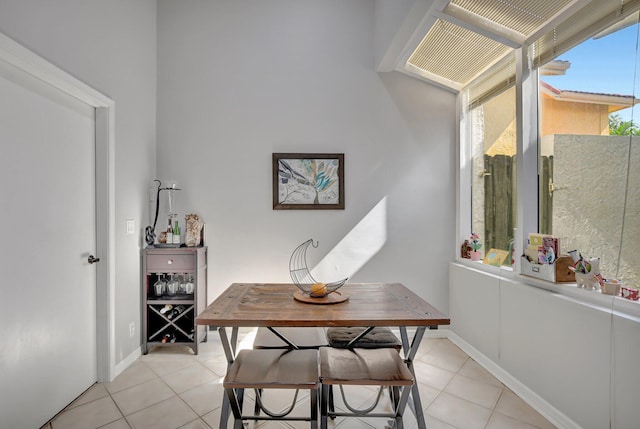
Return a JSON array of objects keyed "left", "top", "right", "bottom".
[{"left": 0, "top": 56, "right": 98, "bottom": 428}]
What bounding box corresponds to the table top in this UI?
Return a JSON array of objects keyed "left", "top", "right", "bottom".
[{"left": 196, "top": 283, "right": 450, "bottom": 328}]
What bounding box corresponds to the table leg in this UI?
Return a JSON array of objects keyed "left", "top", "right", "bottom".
[
  {"left": 266, "top": 327, "right": 300, "bottom": 349},
  {"left": 217, "top": 327, "right": 239, "bottom": 429},
  {"left": 344, "top": 326, "right": 375, "bottom": 348},
  {"left": 399, "top": 326, "right": 427, "bottom": 429}
]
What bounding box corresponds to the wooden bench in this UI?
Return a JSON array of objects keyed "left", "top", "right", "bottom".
[
  {"left": 319, "top": 347, "right": 414, "bottom": 429},
  {"left": 223, "top": 349, "right": 319, "bottom": 428},
  {"left": 252, "top": 327, "right": 327, "bottom": 416}
]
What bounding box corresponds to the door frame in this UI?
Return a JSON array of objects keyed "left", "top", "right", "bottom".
[{"left": 0, "top": 32, "right": 116, "bottom": 382}]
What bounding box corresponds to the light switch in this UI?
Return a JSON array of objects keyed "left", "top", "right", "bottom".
[{"left": 126, "top": 219, "right": 135, "bottom": 235}]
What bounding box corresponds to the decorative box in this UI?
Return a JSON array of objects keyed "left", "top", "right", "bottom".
[
  {"left": 622, "top": 286, "right": 639, "bottom": 301},
  {"left": 520, "top": 255, "right": 576, "bottom": 283}
]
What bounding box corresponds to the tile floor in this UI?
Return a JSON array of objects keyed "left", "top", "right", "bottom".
[{"left": 42, "top": 329, "right": 556, "bottom": 429}]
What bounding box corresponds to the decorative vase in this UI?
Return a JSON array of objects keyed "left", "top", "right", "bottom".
[{"left": 470, "top": 251, "right": 482, "bottom": 261}]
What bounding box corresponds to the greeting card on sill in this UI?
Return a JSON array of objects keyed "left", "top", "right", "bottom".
[{"left": 484, "top": 248, "right": 509, "bottom": 266}]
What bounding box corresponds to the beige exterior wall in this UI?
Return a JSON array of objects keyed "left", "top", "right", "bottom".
[
  {"left": 483, "top": 88, "right": 516, "bottom": 155},
  {"left": 541, "top": 94, "right": 610, "bottom": 136}
]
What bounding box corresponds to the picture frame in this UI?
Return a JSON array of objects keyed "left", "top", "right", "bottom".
[
  {"left": 483, "top": 248, "right": 510, "bottom": 266},
  {"left": 273, "top": 153, "right": 344, "bottom": 210}
]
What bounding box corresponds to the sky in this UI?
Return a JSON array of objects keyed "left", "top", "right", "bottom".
[{"left": 543, "top": 23, "right": 640, "bottom": 121}]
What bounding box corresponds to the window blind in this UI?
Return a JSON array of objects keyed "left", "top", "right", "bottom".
[
  {"left": 465, "top": 0, "right": 640, "bottom": 106},
  {"left": 467, "top": 54, "right": 516, "bottom": 109},
  {"left": 407, "top": 0, "right": 640, "bottom": 95}
]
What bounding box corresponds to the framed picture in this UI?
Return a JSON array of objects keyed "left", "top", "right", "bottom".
[
  {"left": 483, "top": 248, "right": 510, "bottom": 266},
  {"left": 273, "top": 153, "right": 344, "bottom": 210}
]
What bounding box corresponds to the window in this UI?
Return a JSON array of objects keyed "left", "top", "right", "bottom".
[
  {"left": 463, "top": 55, "right": 517, "bottom": 264},
  {"left": 537, "top": 13, "right": 640, "bottom": 285},
  {"left": 454, "top": 0, "right": 640, "bottom": 282}
]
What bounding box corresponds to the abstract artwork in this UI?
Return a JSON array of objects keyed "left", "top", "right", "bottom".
[{"left": 273, "top": 153, "right": 344, "bottom": 210}]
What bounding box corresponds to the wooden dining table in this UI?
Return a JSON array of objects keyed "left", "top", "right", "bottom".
[{"left": 196, "top": 282, "right": 450, "bottom": 429}]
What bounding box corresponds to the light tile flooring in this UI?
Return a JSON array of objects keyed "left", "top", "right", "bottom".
[{"left": 42, "top": 329, "right": 556, "bottom": 429}]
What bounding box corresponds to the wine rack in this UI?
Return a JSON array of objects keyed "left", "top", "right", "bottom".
[{"left": 141, "top": 246, "right": 207, "bottom": 354}]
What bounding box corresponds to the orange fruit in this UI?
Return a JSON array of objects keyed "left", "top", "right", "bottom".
[{"left": 310, "top": 282, "right": 327, "bottom": 296}]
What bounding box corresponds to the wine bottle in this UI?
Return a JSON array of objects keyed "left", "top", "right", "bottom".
[
  {"left": 173, "top": 220, "right": 180, "bottom": 244},
  {"left": 166, "top": 217, "right": 173, "bottom": 244},
  {"left": 160, "top": 304, "right": 173, "bottom": 314},
  {"left": 167, "top": 305, "right": 186, "bottom": 320},
  {"left": 161, "top": 330, "right": 176, "bottom": 343}
]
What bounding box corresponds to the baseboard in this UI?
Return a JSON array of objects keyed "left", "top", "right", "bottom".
[
  {"left": 114, "top": 346, "right": 142, "bottom": 380},
  {"left": 446, "top": 331, "right": 581, "bottom": 429},
  {"left": 424, "top": 327, "right": 451, "bottom": 339}
]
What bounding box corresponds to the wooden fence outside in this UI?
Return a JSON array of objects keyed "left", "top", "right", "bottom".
[{"left": 483, "top": 154, "right": 553, "bottom": 252}]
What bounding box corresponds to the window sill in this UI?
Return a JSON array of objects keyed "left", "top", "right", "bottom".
[{"left": 455, "top": 258, "right": 640, "bottom": 321}]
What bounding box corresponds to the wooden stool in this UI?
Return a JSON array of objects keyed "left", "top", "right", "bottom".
[
  {"left": 325, "top": 326, "right": 402, "bottom": 350},
  {"left": 224, "top": 349, "right": 319, "bottom": 429},
  {"left": 253, "top": 327, "right": 328, "bottom": 349},
  {"left": 252, "top": 327, "right": 327, "bottom": 415},
  {"left": 319, "top": 347, "right": 413, "bottom": 429}
]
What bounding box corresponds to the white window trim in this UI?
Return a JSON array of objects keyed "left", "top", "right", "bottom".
[{"left": 514, "top": 45, "right": 539, "bottom": 274}]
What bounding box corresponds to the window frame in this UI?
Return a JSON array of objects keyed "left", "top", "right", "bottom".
[
  {"left": 457, "top": 47, "right": 538, "bottom": 269},
  {"left": 455, "top": 9, "right": 640, "bottom": 318}
]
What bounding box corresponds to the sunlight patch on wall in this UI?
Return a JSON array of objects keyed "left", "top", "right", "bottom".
[{"left": 312, "top": 197, "right": 387, "bottom": 281}]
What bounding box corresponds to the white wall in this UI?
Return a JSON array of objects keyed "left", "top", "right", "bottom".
[
  {"left": 450, "top": 263, "right": 640, "bottom": 429},
  {"left": 373, "top": 0, "right": 417, "bottom": 68},
  {"left": 0, "top": 0, "right": 157, "bottom": 364},
  {"left": 0, "top": 0, "right": 455, "bottom": 377},
  {"left": 156, "top": 0, "right": 457, "bottom": 311}
]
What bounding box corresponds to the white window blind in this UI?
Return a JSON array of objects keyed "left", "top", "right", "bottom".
[
  {"left": 467, "top": 54, "right": 516, "bottom": 109},
  {"left": 465, "top": 0, "right": 640, "bottom": 105},
  {"left": 407, "top": 18, "right": 511, "bottom": 87},
  {"left": 407, "top": 0, "right": 640, "bottom": 93}
]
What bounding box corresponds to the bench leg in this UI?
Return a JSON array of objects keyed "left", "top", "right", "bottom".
[
  {"left": 320, "top": 384, "right": 330, "bottom": 429},
  {"left": 253, "top": 388, "right": 262, "bottom": 416},
  {"left": 311, "top": 388, "right": 318, "bottom": 429},
  {"left": 394, "top": 384, "right": 413, "bottom": 429},
  {"left": 225, "top": 387, "right": 245, "bottom": 429},
  {"left": 328, "top": 385, "right": 335, "bottom": 415}
]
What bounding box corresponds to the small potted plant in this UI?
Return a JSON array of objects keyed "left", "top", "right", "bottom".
[{"left": 470, "top": 232, "right": 482, "bottom": 261}]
